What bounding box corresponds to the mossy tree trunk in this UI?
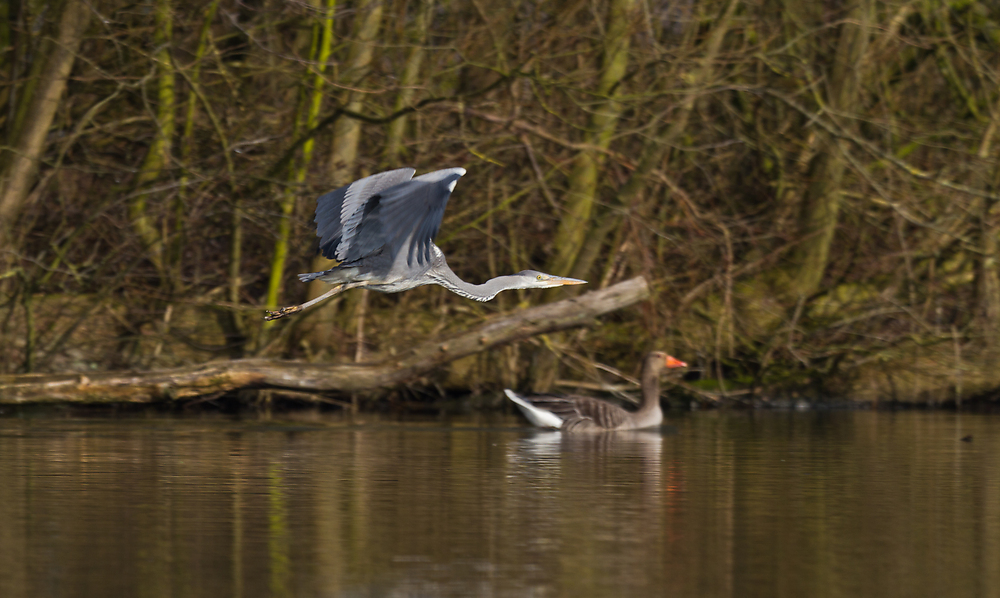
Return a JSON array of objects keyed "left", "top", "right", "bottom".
[
  {"left": 176, "top": 0, "right": 246, "bottom": 354},
  {"left": 382, "top": 0, "right": 431, "bottom": 166},
  {"left": 784, "top": 0, "right": 873, "bottom": 298},
  {"left": 303, "top": 0, "right": 384, "bottom": 356},
  {"left": 175, "top": 0, "right": 219, "bottom": 291},
  {"left": 0, "top": 0, "right": 90, "bottom": 250},
  {"left": 974, "top": 191, "right": 999, "bottom": 330},
  {"left": 323, "top": 0, "right": 384, "bottom": 185},
  {"left": 128, "top": 0, "right": 175, "bottom": 275},
  {"left": 543, "top": 0, "right": 637, "bottom": 281},
  {"left": 264, "top": 0, "right": 336, "bottom": 324},
  {"left": 3, "top": 0, "right": 51, "bottom": 164},
  {"left": 571, "top": 0, "right": 741, "bottom": 284},
  {"left": 530, "top": 0, "right": 637, "bottom": 391},
  {"left": 0, "top": 1, "right": 13, "bottom": 126},
  {"left": 968, "top": 31, "right": 1000, "bottom": 335},
  {"left": 925, "top": 3, "right": 1000, "bottom": 339}
]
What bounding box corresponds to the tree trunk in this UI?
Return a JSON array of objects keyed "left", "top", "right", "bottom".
[
  {"left": 0, "top": 2, "right": 13, "bottom": 118},
  {"left": 786, "top": 0, "right": 872, "bottom": 297},
  {"left": 382, "top": 0, "right": 431, "bottom": 166},
  {"left": 974, "top": 195, "right": 999, "bottom": 328},
  {"left": 304, "top": 0, "right": 384, "bottom": 354},
  {"left": 324, "top": 0, "right": 384, "bottom": 183},
  {"left": 972, "top": 95, "right": 1000, "bottom": 334},
  {"left": 529, "top": 0, "right": 637, "bottom": 392},
  {"left": 264, "top": 0, "right": 336, "bottom": 319},
  {"left": 953, "top": 5, "right": 1000, "bottom": 336},
  {"left": 544, "top": 0, "right": 637, "bottom": 279},
  {"left": 0, "top": 0, "right": 90, "bottom": 247},
  {"left": 174, "top": 0, "right": 219, "bottom": 289},
  {"left": 127, "top": 0, "right": 175, "bottom": 273},
  {"left": 572, "top": 0, "right": 741, "bottom": 282}
]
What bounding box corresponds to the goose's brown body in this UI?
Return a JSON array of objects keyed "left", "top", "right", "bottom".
[{"left": 505, "top": 352, "right": 686, "bottom": 432}]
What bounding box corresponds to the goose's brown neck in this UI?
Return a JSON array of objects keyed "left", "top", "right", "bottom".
[{"left": 638, "top": 355, "right": 664, "bottom": 415}]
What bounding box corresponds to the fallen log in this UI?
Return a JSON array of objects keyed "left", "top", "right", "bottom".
[{"left": 0, "top": 277, "right": 649, "bottom": 404}]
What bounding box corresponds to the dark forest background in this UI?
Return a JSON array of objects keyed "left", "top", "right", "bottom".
[{"left": 1, "top": 0, "right": 999, "bottom": 403}]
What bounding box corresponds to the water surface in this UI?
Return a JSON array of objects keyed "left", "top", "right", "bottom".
[{"left": 0, "top": 409, "right": 997, "bottom": 597}]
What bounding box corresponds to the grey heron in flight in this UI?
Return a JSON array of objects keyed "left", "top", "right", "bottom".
[{"left": 264, "top": 167, "right": 586, "bottom": 320}]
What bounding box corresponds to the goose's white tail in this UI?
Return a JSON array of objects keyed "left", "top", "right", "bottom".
[{"left": 504, "top": 389, "right": 563, "bottom": 429}]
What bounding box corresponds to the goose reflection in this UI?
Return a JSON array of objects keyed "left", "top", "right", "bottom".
[{"left": 509, "top": 427, "right": 669, "bottom": 492}]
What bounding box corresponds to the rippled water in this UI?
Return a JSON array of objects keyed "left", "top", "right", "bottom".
[{"left": 0, "top": 409, "right": 997, "bottom": 598}]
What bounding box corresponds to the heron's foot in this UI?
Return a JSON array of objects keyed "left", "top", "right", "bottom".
[{"left": 264, "top": 305, "right": 302, "bottom": 321}]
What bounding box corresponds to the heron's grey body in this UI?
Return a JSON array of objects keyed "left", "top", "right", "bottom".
[{"left": 264, "top": 167, "right": 586, "bottom": 320}]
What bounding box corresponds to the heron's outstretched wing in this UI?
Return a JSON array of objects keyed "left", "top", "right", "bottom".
[
  {"left": 314, "top": 167, "right": 415, "bottom": 262},
  {"left": 373, "top": 167, "right": 466, "bottom": 267}
]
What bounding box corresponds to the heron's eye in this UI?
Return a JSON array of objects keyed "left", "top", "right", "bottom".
[{"left": 536, "top": 275, "right": 542, "bottom": 280}]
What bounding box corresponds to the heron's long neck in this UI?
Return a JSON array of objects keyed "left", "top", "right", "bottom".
[
  {"left": 430, "top": 260, "right": 519, "bottom": 302},
  {"left": 639, "top": 358, "right": 663, "bottom": 415}
]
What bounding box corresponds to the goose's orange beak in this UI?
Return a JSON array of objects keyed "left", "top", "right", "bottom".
[{"left": 665, "top": 355, "right": 687, "bottom": 369}]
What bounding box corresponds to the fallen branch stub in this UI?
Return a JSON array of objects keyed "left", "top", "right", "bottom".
[{"left": 0, "top": 277, "right": 650, "bottom": 404}]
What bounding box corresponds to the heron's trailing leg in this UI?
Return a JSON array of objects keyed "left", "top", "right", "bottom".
[{"left": 263, "top": 282, "right": 365, "bottom": 321}]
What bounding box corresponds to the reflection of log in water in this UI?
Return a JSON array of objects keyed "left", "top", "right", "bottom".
[{"left": 0, "top": 278, "right": 648, "bottom": 404}]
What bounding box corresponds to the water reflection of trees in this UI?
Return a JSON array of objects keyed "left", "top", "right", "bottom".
[{"left": 1, "top": 414, "right": 1000, "bottom": 597}]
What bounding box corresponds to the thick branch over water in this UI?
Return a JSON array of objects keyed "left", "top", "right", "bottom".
[{"left": 0, "top": 278, "right": 649, "bottom": 404}]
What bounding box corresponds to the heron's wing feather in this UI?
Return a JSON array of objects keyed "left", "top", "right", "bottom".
[
  {"left": 314, "top": 167, "right": 415, "bottom": 261},
  {"left": 376, "top": 168, "right": 465, "bottom": 267},
  {"left": 341, "top": 197, "right": 388, "bottom": 262}
]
